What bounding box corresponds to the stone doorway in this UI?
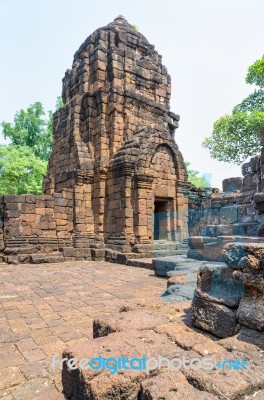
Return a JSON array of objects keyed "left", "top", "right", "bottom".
[{"left": 153, "top": 198, "right": 170, "bottom": 240}]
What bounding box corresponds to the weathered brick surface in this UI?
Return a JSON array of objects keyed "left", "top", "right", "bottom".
[
  {"left": 0, "top": 260, "right": 263, "bottom": 398},
  {"left": 0, "top": 260, "right": 176, "bottom": 398}
]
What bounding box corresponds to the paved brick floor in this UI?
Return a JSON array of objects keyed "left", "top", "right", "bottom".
[{"left": 0, "top": 261, "right": 183, "bottom": 399}]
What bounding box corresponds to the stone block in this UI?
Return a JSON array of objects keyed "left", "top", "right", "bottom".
[
  {"left": 223, "top": 242, "right": 264, "bottom": 272},
  {"left": 237, "top": 298, "right": 264, "bottom": 331},
  {"left": 196, "top": 263, "right": 244, "bottom": 307},
  {"left": 187, "top": 248, "right": 204, "bottom": 260},
  {"left": 222, "top": 177, "right": 243, "bottom": 192},
  {"left": 91, "top": 248, "right": 105, "bottom": 260},
  {"left": 201, "top": 225, "right": 216, "bottom": 237},
  {"left": 220, "top": 205, "right": 238, "bottom": 223},
  {"left": 54, "top": 197, "right": 68, "bottom": 207},
  {"left": 74, "top": 248, "right": 91, "bottom": 259},
  {"left": 236, "top": 191, "right": 254, "bottom": 204},
  {"left": 4, "top": 195, "right": 15, "bottom": 203},
  {"left": 254, "top": 192, "right": 264, "bottom": 213},
  {"left": 188, "top": 236, "right": 206, "bottom": 250},
  {"left": 140, "top": 370, "right": 218, "bottom": 399},
  {"left": 25, "top": 195, "right": 36, "bottom": 203},
  {"left": 30, "top": 254, "right": 64, "bottom": 263},
  {"left": 182, "top": 351, "right": 264, "bottom": 400},
  {"left": 191, "top": 291, "right": 238, "bottom": 338},
  {"left": 215, "top": 224, "right": 233, "bottom": 236},
  {"left": 245, "top": 222, "right": 259, "bottom": 236},
  {"left": 242, "top": 161, "right": 253, "bottom": 176},
  {"left": 233, "top": 270, "right": 264, "bottom": 295},
  {"left": 62, "top": 247, "right": 75, "bottom": 257},
  {"left": 203, "top": 242, "right": 224, "bottom": 262},
  {"left": 62, "top": 330, "right": 180, "bottom": 400}
]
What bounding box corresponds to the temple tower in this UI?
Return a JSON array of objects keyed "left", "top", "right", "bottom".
[{"left": 44, "top": 16, "right": 188, "bottom": 258}]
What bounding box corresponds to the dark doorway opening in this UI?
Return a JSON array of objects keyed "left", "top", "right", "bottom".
[{"left": 154, "top": 199, "right": 169, "bottom": 240}]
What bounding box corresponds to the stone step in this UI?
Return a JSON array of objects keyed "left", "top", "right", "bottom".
[
  {"left": 162, "top": 282, "right": 196, "bottom": 301},
  {"left": 153, "top": 249, "right": 188, "bottom": 257},
  {"left": 179, "top": 244, "right": 189, "bottom": 249},
  {"left": 153, "top": 242, "right": 181, "bottom": 250},
  {"left": 4, "top": 247, "right": 36, "bottom": 255},
  {"left": 30, "top": 253, "right": 64, "bottom": 264},
  {"left": 126, "top": 258, "right": 154, "bottom": 269},
  {"left": 154, "top": 256, "right": 206, "bottom": 277}
]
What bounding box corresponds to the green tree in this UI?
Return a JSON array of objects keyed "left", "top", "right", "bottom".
[
  {"left": 0, "top": 146, "right": 47, "bottom": 195},
  {"left": 0, "top": 97, "right": 62, "bottom": 195},
  {"left": 185, "top": 161, "right": 210, "bottom": 188},
  {"left": 1, "top": 97, "right": 63, "bottom": 161},
  {"left": 203, "top": 56, "right": 264, "bottom": 165}
]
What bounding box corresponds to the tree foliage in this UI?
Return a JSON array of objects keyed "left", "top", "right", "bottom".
[
  {"left": 2, "top": 102, "right": 51, "bottom": 161},
  {"left": 185, "top": 161, "right": 210, "bottom": 188},
  {"left": 0, "top": 98, "right": 62, "bottom": 195},
  {"left": 203, "top": 56, "right": 264, "bottom": 165},
  {"left": 0, "top": 146, "right": 47, "bottom": 195}
]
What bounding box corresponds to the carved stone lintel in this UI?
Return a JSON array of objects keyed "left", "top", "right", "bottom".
[
  {"left": 134, "top": 174, "right": 154, "bottom": 189},
  {"left": 111, "top": 162, "right": 134, "bottom": 178},
  {"left": 76, "top": 169, "right": 94, "bottom": 184}
]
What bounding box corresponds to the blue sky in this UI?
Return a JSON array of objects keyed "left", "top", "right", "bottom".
[{"left": 1, "top": 0, "right": 263, "bottom": 188}]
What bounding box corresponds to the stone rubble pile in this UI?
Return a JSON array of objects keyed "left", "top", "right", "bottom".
[{"left": 192, "top": 242, "right": 264, "bottom": 338}]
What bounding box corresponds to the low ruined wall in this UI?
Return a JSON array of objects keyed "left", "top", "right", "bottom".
[
  {"left": 0, "top": 190, "right": 73, "bottom": 264},
  {"left": 188, "top": 144, "right": 264, "bottom": 261}
]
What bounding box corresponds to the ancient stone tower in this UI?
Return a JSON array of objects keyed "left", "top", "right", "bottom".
[{"left": 44, "top": 16, "right": 188, "bottom": 259}]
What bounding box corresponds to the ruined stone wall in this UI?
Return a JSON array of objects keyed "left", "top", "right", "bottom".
[
  {"left": 189, "top": 133, "right": 264, "bottom": 261},
  {"left": 0, "top": 191, "right": 73, "bottom": 264}
]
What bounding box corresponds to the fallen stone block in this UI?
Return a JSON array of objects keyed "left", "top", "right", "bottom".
[
  {"left": 140, "top": 370, "right": 218, "bottom": 399},
  {"left": 237, "top": 326, "right": 264, "bottom": 350},
  {"left": 237, "top": 297, "right": 264, "bottom": 331},
  {"left": 203, "top": 242, "right": 225, "bottom": 262},
  {"left": 233, "top": 270, "right": 264, "bottom": 296},
  {"left": 223, "top": 242, "right": 264, "bottom": 272},
  {"left": 182, "top": 350, "right": 264, "bottom": 400},
  {"left": 155, "top": 322, "right": 211, "bottom": 351},
  {"left": 196, "top": 263, "right": 244, "bottom": 307},
  {"left": 62, "top": 330, "right": 182, "bottom": 400},
  {"left": 191, "top": 291, "right": 238, "bottom": 338}
]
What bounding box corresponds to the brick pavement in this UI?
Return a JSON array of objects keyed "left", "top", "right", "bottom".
[
  {"left": 1, "top": 261, "right": 263, "bottom": 400},
  {"left": 0, "top": 261, "right": 181, "bottom": 399}
]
